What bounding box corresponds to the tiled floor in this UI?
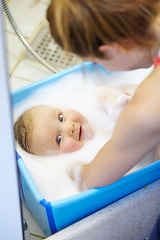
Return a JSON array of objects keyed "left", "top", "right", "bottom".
[
  {"left": 2, "top": 0, "right": 69, "bottom": 239},
  {"left": 3, "top": 0, "right": 53, "bottom": 92}
]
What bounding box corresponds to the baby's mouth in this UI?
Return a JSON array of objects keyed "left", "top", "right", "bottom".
[
  {"left": 79, "top": 125, "right": 83, "bottom": 141},
  {"left": 81, "top": 124, "right": 94, "bottom": 141}
]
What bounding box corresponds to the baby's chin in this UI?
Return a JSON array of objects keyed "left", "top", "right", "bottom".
[
  {"left": 42, "top": 149, "right": 58, "bottom": 156},
  {"left": 81, "top": 123, "right": 94, "bottom": 142}
]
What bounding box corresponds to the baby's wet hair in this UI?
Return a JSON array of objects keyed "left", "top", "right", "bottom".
[{"left": 14, "top": 108, "right": 35, "bottom": 154}]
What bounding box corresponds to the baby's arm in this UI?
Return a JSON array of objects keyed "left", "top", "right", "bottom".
[
  {"left": 70, "top": 66, "right": 160, "bottom": 190},
  {"left": 120, "top": 84, "right": 138, "bottom": 96},
  {"left": 97, "top": 85, "right": 137, "bottom": 121}
]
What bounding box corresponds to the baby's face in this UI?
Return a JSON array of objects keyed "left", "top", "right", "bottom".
[{"left": 30, "top": 106, "right": 94, "bottom": 155}]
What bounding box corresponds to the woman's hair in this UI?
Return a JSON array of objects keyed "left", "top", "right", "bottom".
[
  {"left": 14, "top": 108, "right": 34, "bottom": 154},
  {"left": 47, "top": 0, "right": 160, "bottom": 59}
]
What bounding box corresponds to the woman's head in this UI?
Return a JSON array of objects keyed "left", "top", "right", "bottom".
[
  {"left": 14, "top": 105, "right": 94, "bottom": 156},
  {"left": 47, "top": 0, "right": 160, "bottom": 70}
]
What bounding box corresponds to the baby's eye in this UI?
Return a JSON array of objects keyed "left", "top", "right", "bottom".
[
  {"left": 56, "top": 134, "right": 62, "bottom": 144},
  {"left": 59, "top": 114, "right": 63, "bottom": 122}
]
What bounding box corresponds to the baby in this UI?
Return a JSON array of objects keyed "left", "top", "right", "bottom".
[
  {"left": 97, "top": 84, "right": 137, "bottom": 121},
  {"left": 14, "top": 85, "right": 136, "bottom": 156},
  {"left": 14, "top": 105, "right": 94, "bottom": 155}
]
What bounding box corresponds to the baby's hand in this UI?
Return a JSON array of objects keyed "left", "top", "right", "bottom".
[
  {"left": 97, "top": 86, "right": 132, "bottom": 121},
  {"left": 67, "top": 161, "right": 87, "bottom": 192}
]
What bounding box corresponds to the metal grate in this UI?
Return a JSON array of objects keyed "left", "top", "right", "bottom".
[{"left": 24, "top": 24, "right": 82, "bottom": 71}]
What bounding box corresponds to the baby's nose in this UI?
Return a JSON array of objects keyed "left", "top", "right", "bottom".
[
  {"left": 68, "top": 122, "right": 79, "bottom": 139},
  {"left": 68, "top": 122, "right": 75, "bottom": 136}
]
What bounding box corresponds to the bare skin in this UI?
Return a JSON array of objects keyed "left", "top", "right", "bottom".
[
  {"left": 69, "top": 39, "right": 160, "bottom": 190},
  {"left": 80, "top": 65, "right": 160, "bottom": 189},
  {"left": 30, "top": 106, "right": 94, "bottom": 155}
]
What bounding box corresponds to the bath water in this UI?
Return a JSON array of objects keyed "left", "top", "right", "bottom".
[{"left": 13, "top": 65, "right": 155, "bottom": 201}]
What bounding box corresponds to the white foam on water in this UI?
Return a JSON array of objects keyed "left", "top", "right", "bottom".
[{"left": 14, "top": 65, "right": 155, "bottom": 202}]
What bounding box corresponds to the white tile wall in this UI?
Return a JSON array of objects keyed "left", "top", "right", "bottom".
[
  {"left": 11, "top": 59, "right": 51, "bottom": 84},
  {"left": 4, "top": 31, "right": 25, "bottom": 74},
  {"left": 3, "top": 0, "right": 52, "bottom": 92},
  {"left": 3, "top": 0, "right": 52, "bottom": 239},
  {"left": 3, "top": 0, "right": 49, "bottom": 37},
  {"left": 9, "top": 75, "right": 33, "bottom": 91}
]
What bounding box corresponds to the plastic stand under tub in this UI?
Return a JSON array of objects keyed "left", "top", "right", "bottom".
[{"left": 12, "top": 63, "right": 160, "bottom": 237}]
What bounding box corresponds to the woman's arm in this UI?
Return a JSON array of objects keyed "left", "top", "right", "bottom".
[{"left": 71, "top": 66, "right": 160, "bottom": 190}]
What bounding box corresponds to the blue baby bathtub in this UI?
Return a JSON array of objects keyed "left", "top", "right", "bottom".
[{"left": 12, "top": 62, "right": 160, "bottom": 237}]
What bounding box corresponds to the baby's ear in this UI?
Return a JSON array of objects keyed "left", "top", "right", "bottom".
[{"left": 116, "top": 93, "right": 131, "bottom": 108}]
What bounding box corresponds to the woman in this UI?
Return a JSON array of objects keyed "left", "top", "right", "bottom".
[{"left": 47, "top": 1, "right": 160, "bottom": 238}]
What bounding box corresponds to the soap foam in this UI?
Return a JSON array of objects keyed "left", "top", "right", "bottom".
[{"left": 14, "top": 65, "right": 155, "bottom": 201}]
